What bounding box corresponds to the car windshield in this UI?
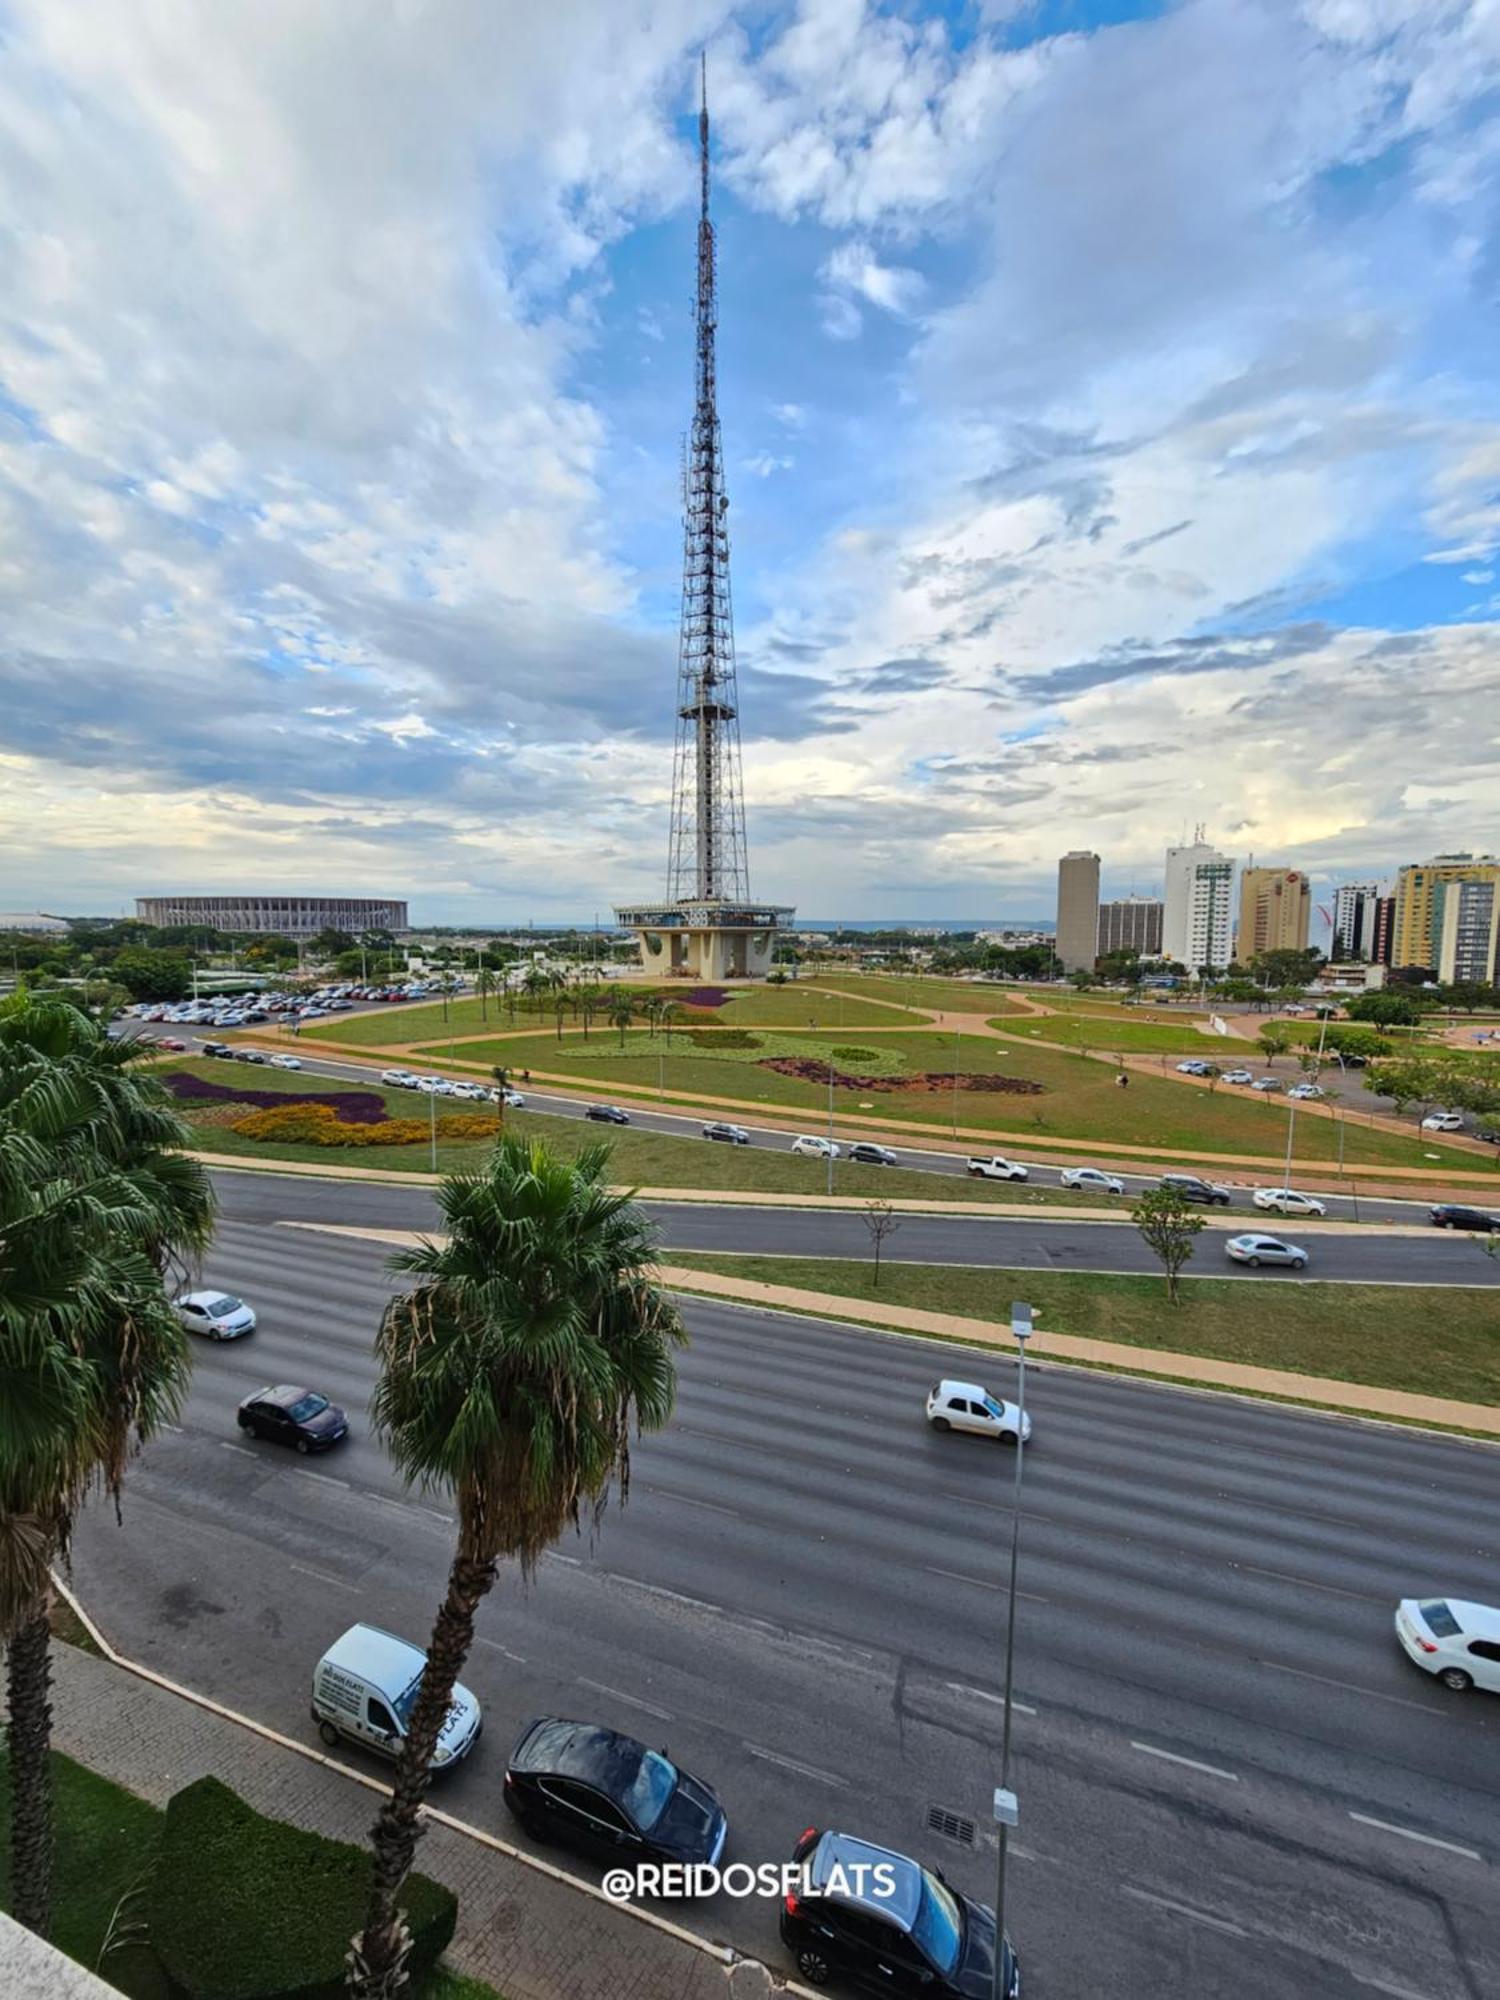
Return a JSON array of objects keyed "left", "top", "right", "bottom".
[
  {"left": 618, "top": 1748, "right": 678, "bottom": 1832},
  {"left": 286, "top": 1394, "right": 328, "bottom": 1422},
  {"left": 983, "top": 1397, "right": 1007, "bottom": 1419},
  {"left": 911, "top": 1870, "right": 963, "bottom": 1975},
  {"left": 205, "top": 1296, "right": 241, "bottom": 1316},
  {"left": 1418, "top": 1599, "right": 1462, "bottom": 1637}
]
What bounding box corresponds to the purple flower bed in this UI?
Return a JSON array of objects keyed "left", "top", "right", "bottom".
[
  {"left": 164, "top": 1071, "right": 388, "bottom": 1125},
  {"left": 678, "top": 986, "right": 731, "bottom": 1009}
]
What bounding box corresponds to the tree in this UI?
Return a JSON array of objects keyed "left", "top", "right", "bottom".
[
  {"left": 1256, "top": 1025, "right": 1291, "bottom": 1066},
  {"left": 311, "top": 927, "right": 357, "bottom": 960},
  {"left": 489, "top": 1065, "right": 509, "bottom": 1130},
  {"left": 349, "top": 1138, "right": 684, "bottom": 1996},
  {"left": 0, "top": 995, "right": 210, "bottom": 1934},
  {"left": 607, "top": 992, "right": 635, "bottom": 1049},
  {"left": 660, "top": 1002, "right": 682, "bottom": 1044},
  {"left": 475, "top": 967, "right": 494, "bottom": 1023},
  {"left": 1069, "top": 970, "right": 1096, "bottom": 991},
  {"left": 1130, "top": 1185, "right": 1206, "bottom": 1304},
  {"left": 1346, "top": 990, "right": 1424, "bottom": 1028},
  {"left": 111, "top": 948, "right": 191, "bottom": 1003},
  {"left": 1367, "top": 1055, "right": 1450, "bottom": 1126},
  {"left": 1436, "top": 980, "right": 1497, "bottom": 1014},
  {"left": 862, "top": 1201, "right": 900, "bottom": 1285},
  {"left": 1317, "top": 1025, "right": 1392, "bottom": 1065},
  {"left": 1249, "top": 947, "right": 1323, "bottom": 989}
]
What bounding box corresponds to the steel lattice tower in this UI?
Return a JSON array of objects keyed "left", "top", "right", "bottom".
[{"left": 666, "top": 60, "right": 750, "bottom": 904}]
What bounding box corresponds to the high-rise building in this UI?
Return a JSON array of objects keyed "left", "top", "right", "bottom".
[
  {"left": 1331, "top": 882, "right": 1383, "bottom": 961},
  {"left": 1162, "top": 839, "right": 1234, "bottom": 973},
  {"left": 1238, "top": 867, "right": 1311, "bottom": 961},
  {"left": 1392, "top": 855, "right": 1500, "bottom": 972},
  {"left": 1097, "top": 897, "right": 1164, "bottom": 957},
  {"left": 1055, "top": 851, "right": 1101, "bottom": 972},
  {"left": 1436, "top": 878, "right": 1500, "bottom": 984},
  {"left": 1370, "top": 895, "right": 1395, "bottom": 967}
]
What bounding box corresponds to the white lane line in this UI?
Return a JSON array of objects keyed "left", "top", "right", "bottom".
[
  {"left": 475, "top": 1638, "right": 527, "bottom": 1665},
  {"left": 1239, "top": 1563, "right": 1380, "bottom": 1602},
  {"left": 645, "top": 1485, "right": 740, "bottom": 1520},
  {"left": 578, "top": 1677, "right": 673, "bottom": 1722},
  {"left": 289, "top": 1562, "right": 359, "bottom": 1593},
  {"left": 743, "top": 1742, "right": 848, "bottom": 1789},
  {"left": 545, "top": 1551, "right": 581, "bottom": 1568},
  {"left": 1348, "top": 1813, "right": 1483, "bottom": 1862},
  {"left": 1130, "top": 1741, "right": 1240, "bottom": 1783},
  {"left": 1354, "top": 1976, "right": 1438, "bottom": 2000},
  {"left": 293, "top": 1467, "right": 352, "bottom": 1491},
  {"left": 1260, "top": 1660, "right": 1445, "bottom": 1716},
  {"left": 943, "top": 1681, "right": 1038, "bottom": 1717},
  {"left": 1121, "top": 1886, "right": 1247, "bottom": 1938},
  {"left": 923, "top": 1564, "right": 1049, "bottom": 1603},
  {"left": 218, "top": 1441, "right": 259, "bottom": 1459}
]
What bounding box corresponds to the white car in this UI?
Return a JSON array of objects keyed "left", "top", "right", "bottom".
[
  {"left": 381, "top": 1069, "right": 417, "bottom": 1088},
  {"left": 966, "top": 1155, "right": 1029, "bottom": 1181},
  {"left": 490, "top": 1088, "right": 526, "bottom": 1107},
  {"left": 1222, "top": 1069, "right": 1255, "bottom": 1085},
  {"left": 175, "top": 1290, "right": 257, "bottom": 1340},
  {"left": 1422, "top": 1111, "right": 1465, "bottom": 1132},
  {"left": 792, "top": 1135, "right": 841, "bottom": 1159},
  {"left": 1175, "top": 1060, "right": 1211, "bottom": 1075},
  {"left": 1286, "top": 1083, "right": 1323, "bottom": 1100},
  {"left": 926, "top": 1379, "right": 1032, "bottom": 1445},
  {"left": 1061, "top": 1167, "right": 1125, "bottom": 1195},
  {"left": 448, "top": 1082, "right": 490, "bottom": 1101},
  {"left": 1395, "top": 1598, "right": 1500, "bottom": 1694},
  {"left": 1250, "top": 1076, "right": 1283, "bottom": 1092},
  {"left": 1225, "top": 1233, "right": 1308, "bottom": 1269},
  {"left": 269, "top": 1053, "right": 303, "bottom": 1071},
  {"left": 1252, "top": 1188, "right": 1328, "bottom": 1218}
]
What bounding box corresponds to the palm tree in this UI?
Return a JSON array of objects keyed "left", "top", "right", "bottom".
[
  {"left": 0, "top": 994, "right": 210, "bottom": 1934},
  {"left": 660, "top": 1002, "right": 682, "bottom": 1046},
  {"left": 521, "top": 964, "right": 547, "bottom": 1019},
  {"left": 475, "top": 966, "right": 494, "bottom": 1023},
  {"left": 606, "top": 992, "right": 635, "bottom": 1050},
  {"left": 349, "top": 1138, "right": 684, "bottom": 1997}
]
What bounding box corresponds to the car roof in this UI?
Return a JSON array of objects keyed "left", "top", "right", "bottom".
[
  {"left": 251, "top": 1384, "right": 315, "bottom": 1410},
  {"left": 510, "top": 1717, "right": 656, "bottom": 1794},
  {"left": 936, "top": 1379, "right": 989, "bottom": 1401},
  {"left": 1408, "top": 1598, "right": 1500, "bottom": 1639},
  {"left": 321, "top": 1623, "right": 425, "bottom": 1695},
  {"left": 810, "top": 1833, "right": 921, "bottom": 1928},
  {"left": 179, "top": 1289, "right": 241, "bottom": 1308}
]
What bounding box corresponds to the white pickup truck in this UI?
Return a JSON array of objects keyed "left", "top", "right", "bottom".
[{"left": 966, "top": 1155, "right": 1029, "bottom": 1181}]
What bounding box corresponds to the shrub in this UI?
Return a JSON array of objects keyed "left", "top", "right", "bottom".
[
  {"left": 832, "top": 1046, "right": 880, "bottom": 1064},
  {"left": 687, "top": 1028, "right": 761, "bottom": 1049},
  {"left": 230, "top": 1103, "right": 494, "bottom": 1147},
  {"left": 148, "top": 1775, "right": 456, "bottom": 2000}
]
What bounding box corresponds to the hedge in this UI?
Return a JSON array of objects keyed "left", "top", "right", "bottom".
[
  {"left": 148, "top": 1775, "right": 457, "bottom": 2000},
  {"left": 231, "top": 1102, "right": 496, "bottom": 1147}
]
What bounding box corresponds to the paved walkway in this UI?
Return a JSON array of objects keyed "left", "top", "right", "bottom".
[{"left": 40, "top": 1618, "right": 806, "bottom": 2000}]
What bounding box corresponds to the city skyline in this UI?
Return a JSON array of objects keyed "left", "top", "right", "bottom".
[{"left": 2, "top": 2, "right": 1500, "bottom": 922}]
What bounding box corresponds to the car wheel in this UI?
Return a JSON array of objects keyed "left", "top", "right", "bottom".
[
  {"left": 1438, "top": 1667, "right": 1473, "bottom": 1691},
  {"left": 1247, "top": 1256, "right": 1261, "bottom": 1267},
  {"left": 295, "top": 1437, "right": 311, "bottom": 1454},
  {"left": 796, "top": 1948, "right": 833, "bottom": 1986},
  {"left": 931, "top": 1416, "right": 951, "bottom": 1432},
  {"left": 1291, "top": 1257, "right": 1307, "bottom": 1270},
  {"left": 237, "top": 1416, "right": 255, "bottom": 1434},
  {"left": 1000, "top": 1430, "right": 1020, "bottom": 1447},
  {"left": 318, "top": 1721, "right": 341, "bottom": 1748}
]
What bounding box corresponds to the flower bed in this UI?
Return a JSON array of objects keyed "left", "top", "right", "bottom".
[
  {"left": 163, "top": 1070, "right": 388, "bottom": 1124},
  {"left": 230, "top": 1102, "right": 496, "bottom": 1147},
  {"left": 758, "top": 1057, "right": 1044, "bottom": 1095}
]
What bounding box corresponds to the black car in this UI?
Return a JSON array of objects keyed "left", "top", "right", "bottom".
[
  {"left": 1430, "top": 1204, "right": 1499, "bottom": 1232},
  {"left": 585, "top": 1104, "right": 631, "bottom": 1125},
  {"left": 782, "top": 1827, "right": 1019, "bottom": 1998},
  {"left": 237, "top": 1384, "right": 348, "bottom": 1452},
  {"left": 702, "top": 1121, "right": 750, "bottom": 1145},
  {"left": 1159, "top": 1173, "right": 1231, "bottom": 1207},
  {"left": 848, "top": 1143, "right": 898, "bottom": 1167},
  {"left": 504, "top": 1718, "right": 726, "bottom": 1867},
  {"left": 234, "top": 1048, "right": 269, "bottom": 1065},
  {"left": 200, "top": 1041, "right": 233, "bottom": 1059}
]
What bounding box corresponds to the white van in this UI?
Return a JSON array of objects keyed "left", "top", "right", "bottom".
[{"left": 311, "top": 1624, "right": 482, "bottom": 1769}]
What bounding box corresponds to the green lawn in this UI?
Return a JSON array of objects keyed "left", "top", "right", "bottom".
[
  {"left": 991, "top": 1015, "right": 1253, "bottom": 1055},
  {"left": 399, "top": 1028, "right": 1477, "bottom": 1171},
  {"left": 0, "top": 1746, "right": 500, "bottom": 2000},
  {"left": 666, "top": 1254, "right": 1500, "bottom": 1406},
  {"left": 797, "top": 971, "right": 1032, "bottom": 1014}
]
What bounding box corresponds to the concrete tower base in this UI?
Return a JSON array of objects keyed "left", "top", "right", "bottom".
[{"left": 614, "top": 899, "right": 794, "bottom": 982}]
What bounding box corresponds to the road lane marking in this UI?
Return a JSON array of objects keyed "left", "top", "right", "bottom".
[
  {"left": 545, "top": 1551, "right": 581, "bottom": 1567},
  {"left": 1348, "top": 1813, "right": 1482, "bottom": 1862},
  {"left": 1239, "top": 1563, "right": 1381, "bottom": 1602},
  {"left": 289, "top": 1562, "right": 359, "bottom": 1593},
  {"left": 1130, "top": 1742, "right": 1240, "bottom": 1782},
  {"left": 293, "top": 1467, "right": 352, "bottom": 1491},
  {"left": 1260, "top": 1660, "right": 1446, "bottom": 1715},
  {"left": 218, "top": 1442, "right": 260, "bottom": 1459},
  {"left": 943, "top": 1681, "right": 1037, "bottom": 1716},
  {"left": 1353, "top": 1978, "right": 1438, "bottom": 2000},
  {"left": 743, "top": 1742, "right": 848, "bottom": 1788},
  {"left": 578, "top": 1677, "right": 673, "bottom": 1721},
  {"left": 1121, "top": 1886, "right": 1247, "bottom": 1937},
  {"left": 923, "top": 1564, "right": 1049, "bottom": 1603},
  {"left": 645, "top": 1484, "right": 740, "bottom": 1520},
  {"left": 476, "top": 1638, "right": 527, "bottom": 1664}
]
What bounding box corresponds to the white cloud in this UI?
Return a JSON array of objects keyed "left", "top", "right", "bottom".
[
  {"left": 822, "top": 239, "right": 925, "bottom": 316},
  {"left": 818, "top": 292, "right": 864, "bottom": 341},
  {"left": 743, "top": 451, "right": 794, "bottom": 477}
]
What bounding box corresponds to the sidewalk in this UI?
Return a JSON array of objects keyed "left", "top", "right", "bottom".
[{"left": 39, "top": 1631, "right": 803, "bottom": 2000}]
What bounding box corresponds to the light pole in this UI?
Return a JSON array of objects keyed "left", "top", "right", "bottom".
[
  {"left": 992, "top": 1300, "right": 1032, "bottom": 2000},
  {"left": 952, "top": 1023, "right": 961, "bottom": 1139},
  {"left": 428, "top": 1086, "right": 437, "bottom": 1173},
  {"left": 827, "top": 1048, "right": 836, "bottom": 1196}
]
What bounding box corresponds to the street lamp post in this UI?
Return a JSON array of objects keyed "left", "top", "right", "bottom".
[
  {"left": 827, "top": 1050, "right": 836, "bottom": 1196},
  {"left": 992, "top": 1301, "right": 1032, "bottom": 2000},
  {"left": 428, "top": 1086, "right": 437, "bottom": 1173}
]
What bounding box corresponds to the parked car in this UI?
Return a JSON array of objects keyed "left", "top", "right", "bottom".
[
  {"left": 311, "top": 1624, "right": 481, "bottom": 1768},
  {"left": 1287, "top": 1083, "right": 1324, "bottom": 1100},
  {"left": 234, "top": 1048, "right": 269, "bottom": 1065},
  {"left": 1221, "top": 1069, "right": 1255, "bottom": 1085},
  {"left": 269, "top": 1052, "right": 303, "bottom": 1070},
  {"left": 1252, "top": 1188, "right": 1328, "bottom": 1218},
  {"left": 702, "top": 1121, "right": 750, "bottom": 1145},
  {"left": 491, "top": 1088, "right": 526, "bottom": 1107},
  {"left": 1061, "top": 1166, "right": 1125, "bottom": 1195},
  {"left": 1422, "top": 1111, "right": 1465, "bottom": 1132},
  {"left": 925, "top": 1379, "right": 1031, "bottom": 1445},
  {"left": 448, "top": 1082, "right": 490, "bottom": 1101},
  {"left": 792, "top": 1135, "right": 840, "bottom": 1158},
  {"left": 586, "top": 1104, "right": 631, "bottom": 1125},
  {"left": 1394, "top": 1598, "right": 1500, "bottom": 1694},
  {"left": 1250, "top": 1076, "right": 1283, "bottom": 1093},
  {"left": 238, "top": 1385, "right": 348, "bottom": 1452},
  {"left": 966, "top": 1155, "right": 1028, "bottom": 1181},
  {"left": 781, "top": 1827, "right": 1020, "bottom": 1999},
  {"left": 848, "top": 1142, "right": 898, "bottom": 1167},
  {"left": 380, "top": 1068, "right": 416, "bottom": 1087},
  {"left": 156, "top": 1036, "right": 187, "bottom": 1052},
  {"left": 1175, "top": 1059, "right": 1212, "bottom": 1075},
  {"left": 504, "top": 1718, "right": 727, "bottom": 1866},
  {"left": 1159, "top": 1173, "right": 1231, "bottom": 1206},
  {"left": 1429, "top": 1204, "right": 1500, "bottom": 1231},
  {"left": 175, "top": 1290, "right": 257, "bottom": 1339},
  {"left": 1225, "top": 1233, "right": 1308, "bottom": 1270},
  {"left": 200, "top": 1041, "right": 233, "bottom": 1059}
]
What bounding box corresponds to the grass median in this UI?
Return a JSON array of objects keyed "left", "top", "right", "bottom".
[{"left": 664, "top": 1252, "right": 1500, "bottom": 1406}]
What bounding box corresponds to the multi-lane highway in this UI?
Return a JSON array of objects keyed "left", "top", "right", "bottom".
[
  {"left": 213, "top": 1164, "right": 1500, "bottom": 1288},
  {"left": 70, "top": 1191, "right": 1500, "bottom": 1999}
]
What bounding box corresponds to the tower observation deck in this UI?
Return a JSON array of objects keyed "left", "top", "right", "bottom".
[{"left": 615, "top": 62, "right": 793, "bottom": 981}]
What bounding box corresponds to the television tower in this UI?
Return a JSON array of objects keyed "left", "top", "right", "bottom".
[{"left": 616, "top": 61, "right": 792, "bottom": 980}]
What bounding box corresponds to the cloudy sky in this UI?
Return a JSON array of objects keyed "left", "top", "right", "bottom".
[{"left": 2, "top": 0, "right": 1499, "bottom": 924}]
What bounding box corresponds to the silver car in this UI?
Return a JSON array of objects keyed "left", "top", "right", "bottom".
[
  {"left": 176, "top": 1290, "right": 257, "bottom": 1339},
  {"left": 1225, "top": 1234, "right": 1308, "bottom": 1270}
]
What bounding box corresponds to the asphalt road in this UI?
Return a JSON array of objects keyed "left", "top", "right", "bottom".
[
  {"left": 124, "top": 1020, "right": 1499, "bottom": 1227},
  {"left": 70, "top": 1215, "right": 1500, "bottom": 1998},
  {"left": 211, "top": 1164, "right": 1500, "bottom": 1289}
]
